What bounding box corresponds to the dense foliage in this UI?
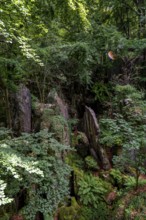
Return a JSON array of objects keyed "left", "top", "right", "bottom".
[
  {"left": 0, "top": 129, "right": 71, "bottom": 219},
  {"left": 99, "top": 85, "right": 146, "bottom": 188},
  {"left": 1, "top": 0, "right": 146, "bottom": 219}
]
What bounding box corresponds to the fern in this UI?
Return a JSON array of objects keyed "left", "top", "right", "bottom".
[{"left": 78, "top": 174, "right": 111, "bottom": 208}]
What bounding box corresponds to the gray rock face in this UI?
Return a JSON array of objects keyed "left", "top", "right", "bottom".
[
  {"left": 11, "top": 84, "right": 31, "bottom": 134},
  {"left": 83, "top": 106, "right": 111, "bottom": 170},
  {"left": 33, "top": 91, "right": 70, "bottom": 146},
  {"left": 48, "top": 90, "right": 69, "bottom": 120}
]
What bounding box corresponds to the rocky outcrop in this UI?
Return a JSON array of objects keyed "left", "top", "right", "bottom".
[
  {"left": 33, "top": 103, "right": 70, "bottom": 146},
  {"left": 32, "top": 103, "right": 53, "bottom": 132},
  {"left": 47, "top": 90, "right": 69, "bottom": 120},
  {"left": 32, "top": 91, "right": 70, "bottom": 146},
  {"left": 83, "top": 106, "right": 111, "bottom": 170},
  {"left": 10, "top": 84, "right": 31, "bottom": 134}
]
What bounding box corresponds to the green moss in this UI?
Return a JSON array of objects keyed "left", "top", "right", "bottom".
[
  {"left": 71, "top": 197, "right": 78, "bottom": 207},
  {"left": 65, "top": 152, "right": 85, "bottom": 195},
  {"left": 58, "top": 199, "right": 111, "bottom": 220},
  {"left": 59, "top": 197, "right": 81, "bottom": 220},
  {"left": 51, "top": 115, "right": 69, "bottom": 143}
]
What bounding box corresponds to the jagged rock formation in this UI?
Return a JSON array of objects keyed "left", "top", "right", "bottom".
[
  {"left": 32, "top": 103, "right": 52, "bottom": 132},
  {"left": 83, "top": 106, "right": 111, "bottom": 170},
  {"left": 10, "top": 84, "right": 31, "bottom": 134},
  {"left": 47, "top": 90, "right": 69, "bottom": 120},
  {"left": 33, "top": 91, "right": 70, "bottom": 146}
]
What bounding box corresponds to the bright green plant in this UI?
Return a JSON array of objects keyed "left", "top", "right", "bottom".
[
  {"left": 124, "top": 176, "right": 146, "bottom": 190},
  {"left": 59, "top": 197, "right": 81, "bottom": 220},
  {"left": 78, "top": 174, "right": 111, "bottom": 208},
  {"left": 110, "top": 169, "right": 125, "bottom": 187},
  {"left": 78, "top": 174, "right": 111, "bottom": 220}
]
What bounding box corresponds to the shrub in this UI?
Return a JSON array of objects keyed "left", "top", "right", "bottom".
[
  {"left": 0, "top": 129, "right": 71, "bottom": 219},
  {"left": 99, "top": 85, "right": 146, "bottom": 189}
]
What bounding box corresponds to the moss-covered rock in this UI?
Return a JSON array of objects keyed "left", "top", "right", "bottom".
[
  {"left": 59, "top": 197, "right": 82, "bottom": 220},
  {"left": 74, "top": 132, "right": 89, "bottom": 158},
  {"left": 41, "top": 108, "right": 70, "bottom": 145},
  {"left": 33, "top": 103, "right": 70, "bottom": 145},
  {"left": 65, "top": 152, "right": 85, "bottom": 195}
]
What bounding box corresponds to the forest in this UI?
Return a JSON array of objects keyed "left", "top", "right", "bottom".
[{"left": 0, "top": 0, "right": 146, "bottom": 219}]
